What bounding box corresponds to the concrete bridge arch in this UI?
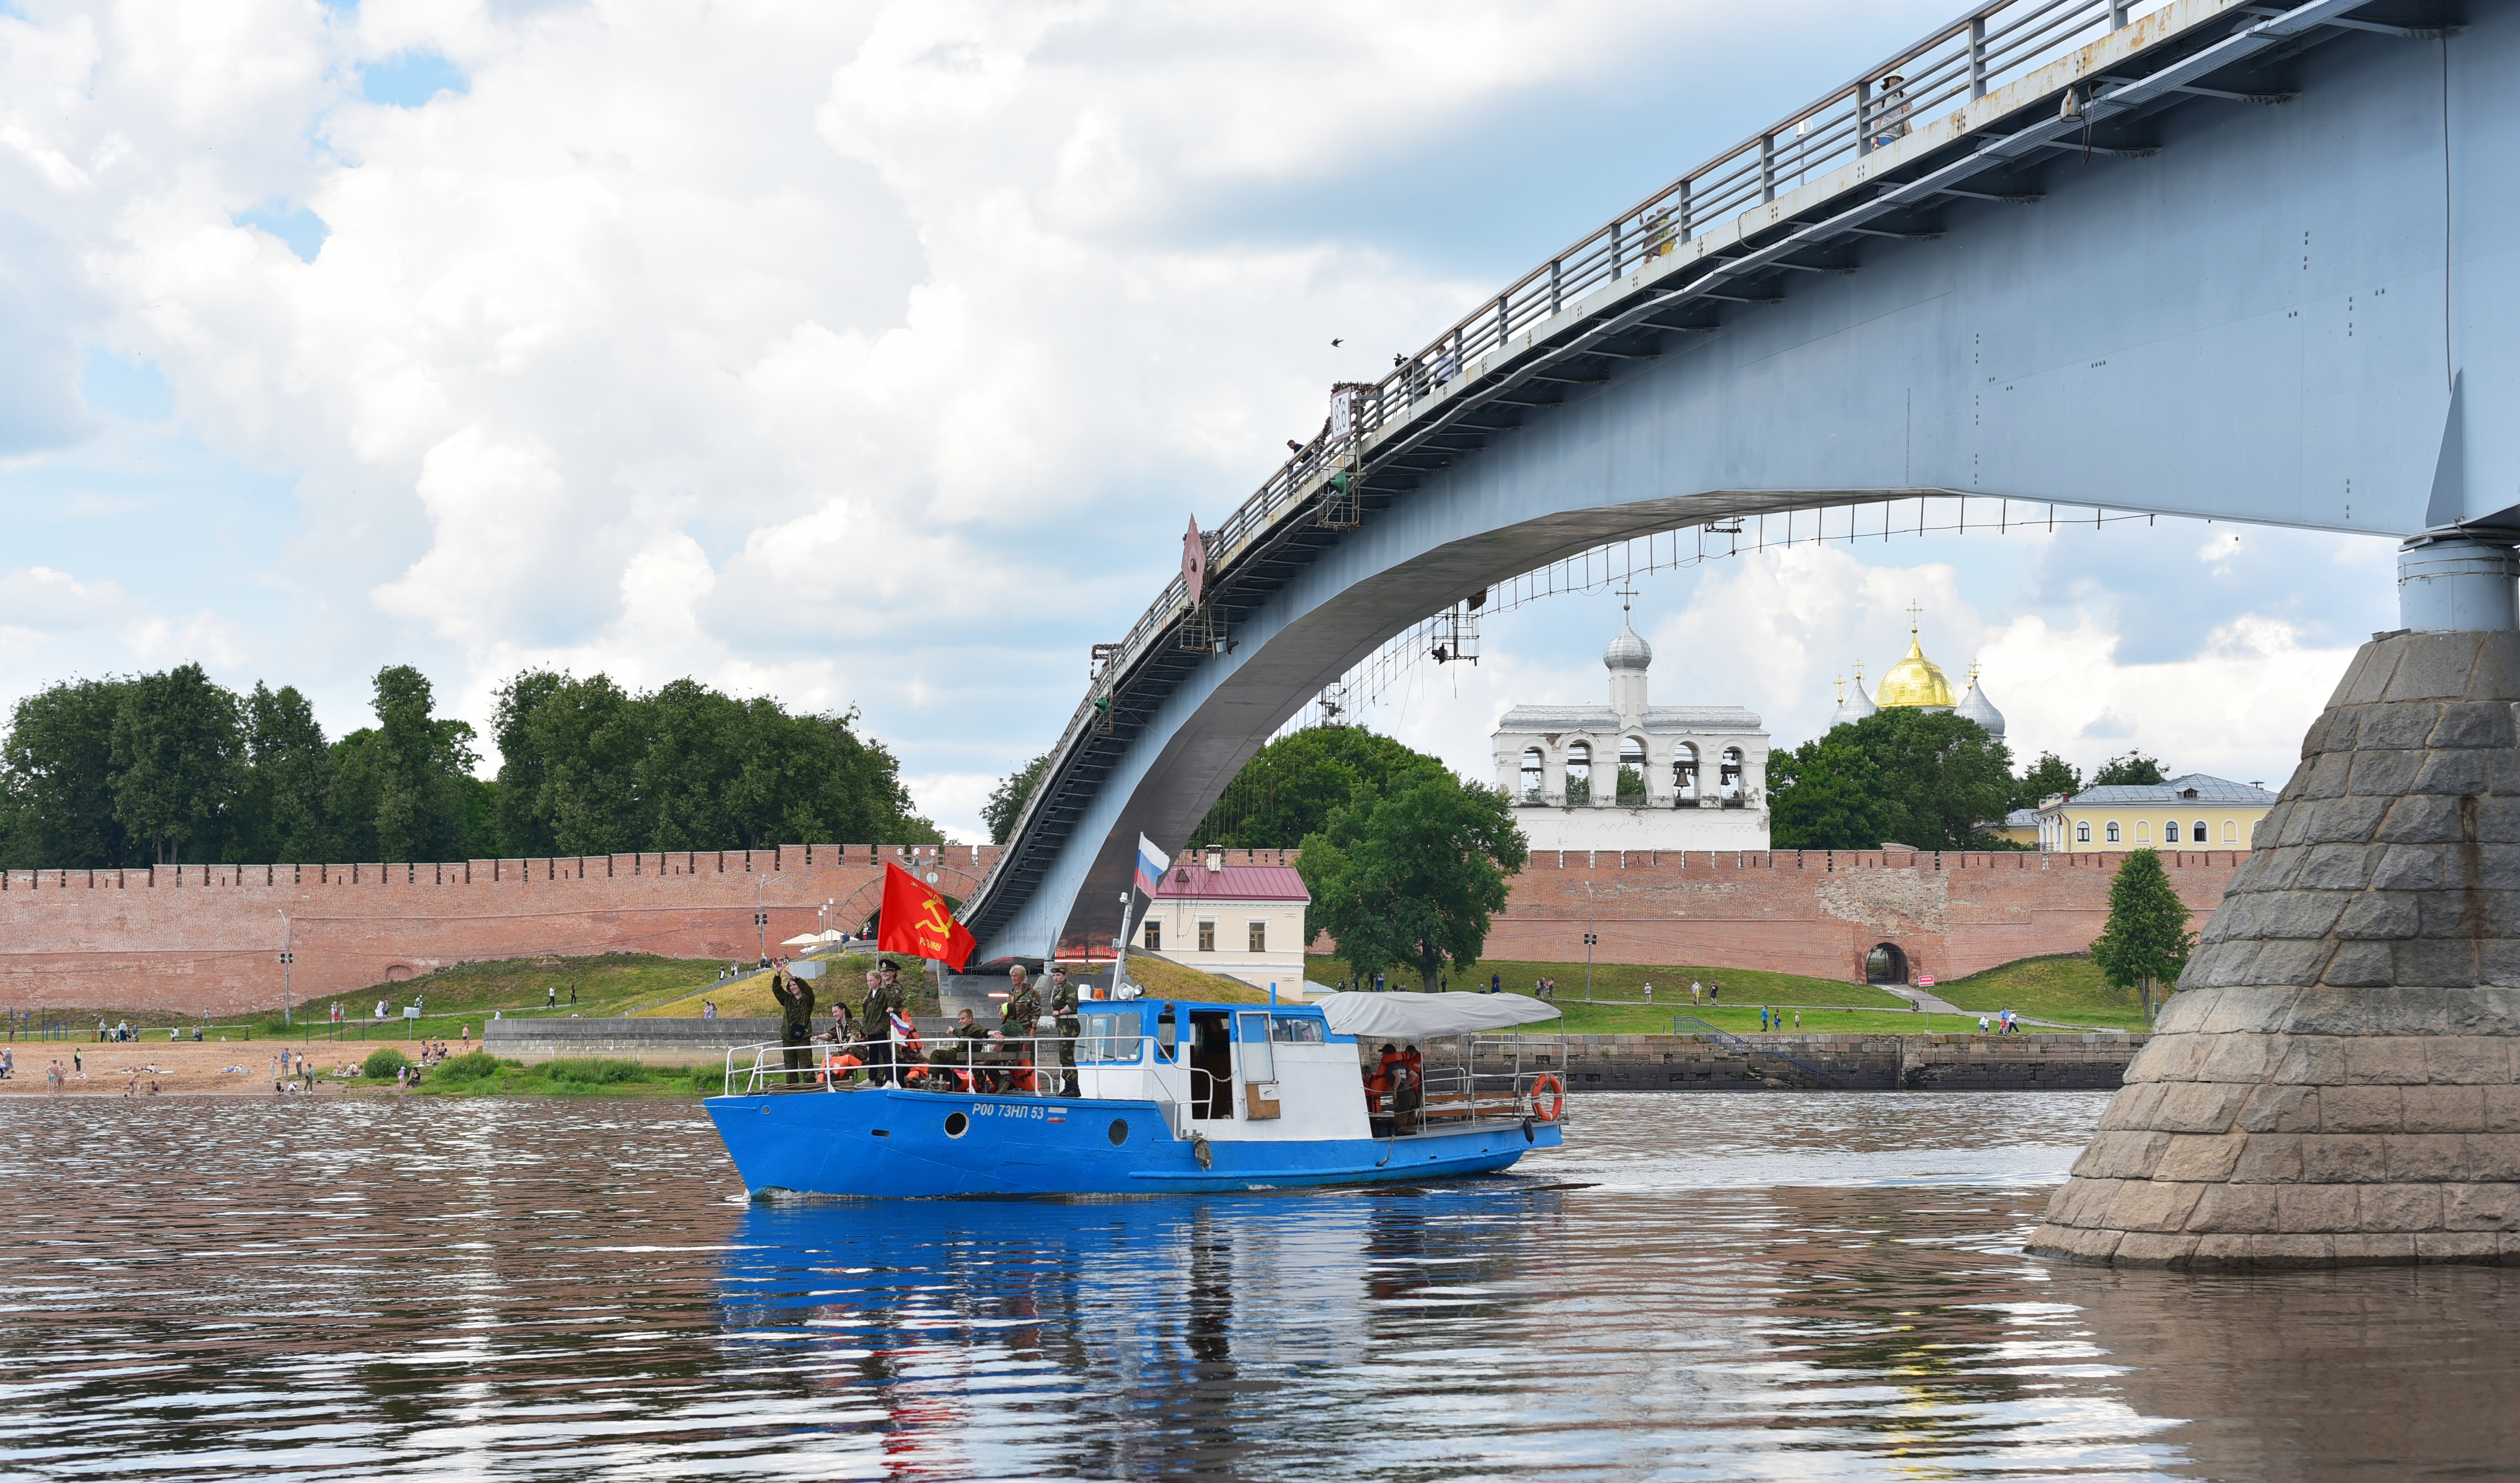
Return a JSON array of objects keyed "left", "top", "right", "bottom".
[{"left": 968, "top": 0, "right": 2520, "bottom": 963}]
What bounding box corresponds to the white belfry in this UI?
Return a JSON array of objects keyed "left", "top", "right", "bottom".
[{"left": 1490, "top": 605, "right": 1769, "bottom": 853}]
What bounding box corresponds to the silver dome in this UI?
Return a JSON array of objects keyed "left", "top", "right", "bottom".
[
  {"left": 1602, "top": 621, "right": 1653, "bottom": 672},
  {"left": 1956, "top": 675, "right": 2006, "bottom": 737}
]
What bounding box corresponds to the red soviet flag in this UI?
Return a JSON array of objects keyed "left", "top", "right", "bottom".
[{"left": 878, "top": 862, "right": 978, "bottom": 971}]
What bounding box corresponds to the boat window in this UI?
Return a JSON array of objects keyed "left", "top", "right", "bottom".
[
  {"left": 1156, "top": 1006, "right": 1178, "bottom": 1056},
  {"left": 1094, "top": 1010, "right": 1141, "bottom": 1062},
  {"left": 1235, "top": 1011, "right": 1275, "bottom": 1084},
  {"left": 1269, "top": 1017, "right": 1325, "bottom": 1044}
]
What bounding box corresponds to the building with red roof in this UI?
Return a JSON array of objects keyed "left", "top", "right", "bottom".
[{"left": 1138, "top": 848, "right": 1313, "bottom": 999}]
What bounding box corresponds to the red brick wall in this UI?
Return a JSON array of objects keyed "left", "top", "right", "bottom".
[
  {"left": 1484, "top": 847, "right": 2243, "bottom": 982},
  {"left": 0, "top": 845, "right": 1000, "bottom": 1016},
  {"left": 0, "top": 843, "right": 2235, "bottom": 1015}
]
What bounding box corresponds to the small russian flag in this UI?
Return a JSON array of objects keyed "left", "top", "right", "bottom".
[{"left": 1134, "top": 834, "right": 1172, "bottom": 897}]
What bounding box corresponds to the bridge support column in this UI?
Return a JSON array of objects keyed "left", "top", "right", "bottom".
[{"left": 2030, "top": 581, "right": 2520, "bottom": 1267}]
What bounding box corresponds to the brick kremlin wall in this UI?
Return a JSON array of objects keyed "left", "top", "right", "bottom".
[
  {"left": 0, "top": 845, "right": 999, "bottom": 1017},
  {"left": 0, "top": 843, "right": 2243, "bottom": 1016},
  {"left": 1485, "top": 847, "right": 2248, "bottom": 985}
]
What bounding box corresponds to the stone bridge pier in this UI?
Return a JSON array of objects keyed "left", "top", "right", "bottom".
[{"left": 2030, "top": 540, "right": 2520, "bottom": 1268}]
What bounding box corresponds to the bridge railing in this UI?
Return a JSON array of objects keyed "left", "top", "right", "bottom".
[
  {"left": 976, "top": 0, "right": 2187, "bottom": 934},
  {"left": 1095, "top": 0, "right": 2158, "bottom": 666}
]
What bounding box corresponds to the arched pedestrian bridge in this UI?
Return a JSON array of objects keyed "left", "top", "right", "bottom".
[{"left": 965, "top": 0, "right": 2517, "bottom": 963}]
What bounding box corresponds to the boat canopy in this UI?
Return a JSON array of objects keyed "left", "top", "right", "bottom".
[{"left": 1315, "top": 991, "right": 1559, "bottom": 1040}]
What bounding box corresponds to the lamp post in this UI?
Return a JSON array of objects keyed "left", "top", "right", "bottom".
[
  {"left": 277, "top": 909, "right": 293, "bottom": 1027},
  {"left": 754, "top": 910, "right": 770, "bottom": 967},
  {"left": 1582, "top": 881, "right": 1597, "bottom": 1002}
]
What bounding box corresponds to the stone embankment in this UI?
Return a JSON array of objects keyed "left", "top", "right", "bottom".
[{"left": 1483, "top": 1032, "right": 2143, "bottom": 1092}]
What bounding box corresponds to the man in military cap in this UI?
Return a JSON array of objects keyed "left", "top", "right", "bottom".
[
  {"left": 1047, "top": 964, "right": 1082, "bottom": 1097},
  {"left": 1002, "top": 964, "right": 1043, "bottom": 1094}
]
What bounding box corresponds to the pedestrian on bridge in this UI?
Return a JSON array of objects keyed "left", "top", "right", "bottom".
[{"left": 1872, "top": 73, "right": 1909, "bottom": 148}]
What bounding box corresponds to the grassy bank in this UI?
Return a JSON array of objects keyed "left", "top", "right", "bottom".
[
  {"left": 1303, "top": 954, "right": 1912, "bottom": 1010},
  {"left": 1929, "top": 953, "right": 2154, "bottom": 1030},
  {"left": 405, "top": 1052, "right": 722, "bottom": 1098}
]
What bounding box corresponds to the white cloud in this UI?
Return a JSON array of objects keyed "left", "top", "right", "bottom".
[{"left": 0, "top": 0, "right": 2379, "bottom": 838}]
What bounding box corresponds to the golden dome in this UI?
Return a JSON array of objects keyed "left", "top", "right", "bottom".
[{"left": 1874, "top": 632, "right": 1956, "bottom": 709}]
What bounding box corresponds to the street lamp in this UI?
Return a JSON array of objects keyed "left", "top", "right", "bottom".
[
  {"left": 277, "top": 908, "right": 293, "bottom": 1027},
  {"left": 1582, "top": 881, "right": 1597, "bottom": 1002},
  {"left": 754, "top": 910, "right": 770, "bottom": 966}
]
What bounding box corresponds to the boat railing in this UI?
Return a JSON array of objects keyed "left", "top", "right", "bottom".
[
  {"left": 1373, "top": 1062, "right": 1569, "bottom": 1131},
  {"left": 721, "top": 1030, "right": 1215, "bottom": 1099},
  {"left": 721, "top": 1035, "right": 1572, "bottom": 1131},
  {"left": 722, "top": 1030, "right": 1078, "bottom": 1098}
]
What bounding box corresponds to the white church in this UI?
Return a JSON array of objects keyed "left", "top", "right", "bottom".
[{"left": 1490, "top": 609, "right": 1772, "bottom": 852}]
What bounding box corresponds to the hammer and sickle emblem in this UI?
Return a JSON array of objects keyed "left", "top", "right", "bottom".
[{"left": 917, "top": 897, "right": 952, "bottom": 938}]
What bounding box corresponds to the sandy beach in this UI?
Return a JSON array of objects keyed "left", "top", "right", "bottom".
[{"left": 0, "top": 1038, "right": 432, "bottom": 1097}]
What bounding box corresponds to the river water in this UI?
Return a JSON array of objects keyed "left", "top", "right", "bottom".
[{"left": 0, "top": 1091, "right": 2507, "bottom": 1480}]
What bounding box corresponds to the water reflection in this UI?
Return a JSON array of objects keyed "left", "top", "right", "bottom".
[{"left": 0, "top": 1092, "right": 2507, "bottom": 1478}]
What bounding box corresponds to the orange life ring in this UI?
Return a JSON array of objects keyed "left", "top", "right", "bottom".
[{"left": 1530, "top": 1073, "right": 1565, "bottom": 1122}]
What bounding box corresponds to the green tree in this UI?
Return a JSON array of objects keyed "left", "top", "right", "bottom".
[
  {"left": 2091, "top": 848, "right": 2196, "bottom": 1027},
  {"left": 1770, "top": 736, "right": 1890, "bottom": 850},
  {"left": 983, "top": 752, "right": 1052, "bottom": 845},
  {"left": 490, "top": 669, "right": 938, "bottom": 854},
  {"left": 238, "top": 682, "right": 335, "bottom": 863},
  {"left": 109, "top": 663, "right": 244, "bottom": 863},
  {"left": 331, "top": 666, "right": 482, "bottom": 863},
  {"left": 1298, "top": 771, "right": 1528, "bottom": 991},
  {"left": 1853, "top": 708, "right": 2016, "bottom": 848},
  {"left": 1191, "top": 726, "right": 1444, "bottom": 848},
  {"left": 491, "top": 671, "right": 643, "bottom": 854},
  {"left": 2090, "top": 751, "right": 2168, "bottom": 787},
  {"left": 1769, "top": 709, "right": 2014, "bottom": 850},
  {"left": 2014, "top": 750, "right": 2082, "bottom": 809},
  {"left": 0, "top": 678, "right": 136, "bottom": 868}
]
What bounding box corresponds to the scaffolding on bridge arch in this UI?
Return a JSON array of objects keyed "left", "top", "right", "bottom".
[{"left": 1271, "top": 494, "right": 2167, "bottom": 740}]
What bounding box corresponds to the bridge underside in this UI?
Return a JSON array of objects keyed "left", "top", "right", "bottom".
[{"left": 976, "top": 0, "right": 2520, "bottom": 962}]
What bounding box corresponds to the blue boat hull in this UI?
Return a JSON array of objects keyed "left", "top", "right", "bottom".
[{"left": 705, "top": 1088, "right": 1562, "bottom": 1198}]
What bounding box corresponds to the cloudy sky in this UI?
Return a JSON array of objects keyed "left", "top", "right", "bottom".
[{"left": 0, "top": 0, "right": 2394, "bottom": 840}]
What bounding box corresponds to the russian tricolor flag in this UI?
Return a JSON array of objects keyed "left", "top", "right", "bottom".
[{"left": 1134, "top": 834, "right": 1171, "bottom": 897}]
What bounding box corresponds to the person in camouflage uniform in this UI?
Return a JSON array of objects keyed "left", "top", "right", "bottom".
[
  {"left": 1047, "top": 964, "right": 1081, "bottom": 1097},
  {"left": 926, "top": 1008, "right": 990, "bottom": 1090},
  {"left": 1001, "top": 964, "right": 1042, "bottom": 1094},
  {"left": 768, "top": 960, "right": 815, "bottom": 1080},
  {"left": 861, "top": 965, "right": 898, "bottom": 1086}
]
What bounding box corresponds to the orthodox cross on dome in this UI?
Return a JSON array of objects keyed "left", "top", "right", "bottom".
[
  {"left": 1616, "top": 581, "right": 1638, "bottom": 615},
  {"left": 1905, "top": 599, "right": 1924, "bottom": 633}
]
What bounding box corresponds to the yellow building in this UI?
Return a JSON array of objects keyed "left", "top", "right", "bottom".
[{"left": 2023, "top": 775, "right": 2278, "bottom": 853}]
